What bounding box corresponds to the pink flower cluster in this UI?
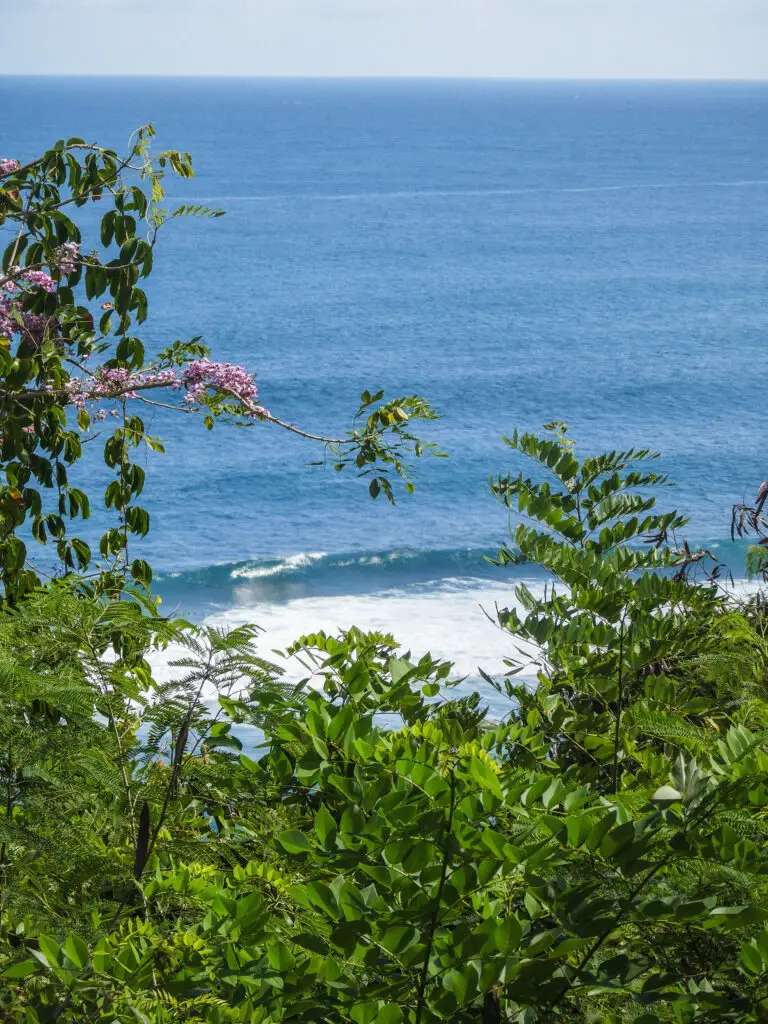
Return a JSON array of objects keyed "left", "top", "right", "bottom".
[
  {"left": 3, "top": 267, "right": 56, "bottom": 295},
  {"left": 59, "top": 360, "right": 265, "bottom": 422},
  {"left": 181, "top": 359, "right": 262, "bottom": 415},
  {"left": 22, "top": 312, "right": 57, "bottom": 342},
  {"left": 101, "top": 367, "right": 179, "bottom": 397},
  {"left": 54, "top": 242, "right": 81, "bottom": 275},
  {"left": 0, "top": 158, "right": 20, "bottom": 176},
  {"left": 63, "top": 367, "right": 181, "bottom": 410},
  {"left": 0, "top": 254, "right": 78, "bottom": 342},
  {"left": 0, "top": 299, "right": 16, "bottom": 337},
  {"left": 20, "top": 270, "right": 55, "bottom": 293},
  {"left": 0, "top": 298, "right": 56, "bottom": 343}
]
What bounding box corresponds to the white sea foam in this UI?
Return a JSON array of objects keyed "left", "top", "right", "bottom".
[
  {"left": 229, "top": 552, "right": 327, "bottom": 580},
  {"left": 146, "top": 580, "right": 544, "bottom": 712},
  {"left": 217, "top": 584, "right": 540, "bottom": 678},
  {"left": 145, "top": 575, "right": 767, "bottom": 709},
  {"left": 721, "top": 577, "right": 764, "bottom": 602}
]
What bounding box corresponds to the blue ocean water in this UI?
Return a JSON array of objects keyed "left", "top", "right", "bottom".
[{"left": 2, "top": 78, "right": 767, "bottom": 685}]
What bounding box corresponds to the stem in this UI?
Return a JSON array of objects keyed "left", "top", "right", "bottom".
[
  {"left": 415, "top": 765, "right": 456, "bottom": 1024},
  {"left": 575, "top": 477, "right": 586, "bottom": 549},
  {"left": 482, "top": 987, "right": 501, "bottom": 1024},
  {"left": 612, "top": 619, "right": 626, "bottom": 794},
  {"left": 257, "top": 409, "right": 351, "bottom": 445},
  {"left": 83, "top": 634, "right": 136, "bottom": 848},
  {"left": 120, "top": 398, "right": 129, "bottom": 577},
  {"left": 0, "top": 746, "right": 13, "bottom": 866},
  {"left": 138, "top": 646, "right": 215, "bottom": 879}
]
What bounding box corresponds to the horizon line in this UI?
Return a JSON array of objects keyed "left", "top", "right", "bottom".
[{"left": 2, "top": 73, "right": 767, "bottom": 83}]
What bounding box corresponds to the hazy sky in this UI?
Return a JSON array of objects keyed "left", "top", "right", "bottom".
[{"left": 4, "top": 0, "right": 767, "bottom": 79}]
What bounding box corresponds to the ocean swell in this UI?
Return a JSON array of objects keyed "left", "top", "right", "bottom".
[{"left": 152, "top": 546, "right": 519, "bottom": 616}]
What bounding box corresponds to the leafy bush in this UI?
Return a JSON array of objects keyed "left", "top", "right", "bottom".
[{"left": 0, "top": 429, "right": 765, "bottom": 1021}]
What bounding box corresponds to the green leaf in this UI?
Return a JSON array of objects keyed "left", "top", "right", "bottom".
[
  {"left": 29, "top": 949, "right": 51, "bottom": 971},
  {"left": 351, "top": 1002, "right": 379, "bottom": 1024},
  {"left": 266, "top": 940, "right": 295, "bottom": 972},
  {"left": 276, "top": 829, "right": 312, "bottom": 854},
  {"left": 442, "top": 968, "right": 467, "bottom": 1003},
  {"left": 1, "top": 960, "right": 38, "bottom": 978},
  {"left": 37, "top": 935, "right": 60, "bottom": 968},
  {"left": 314, "top": 803, "right": 337, "bottom": 848},
  {"left": 293, "top": 932, "right": 327, "bottom": 954},
  {"left": 62, "top": 932, "right": 89, "bottom": 970},
  {"left": 740, "top": 941, "right": 765, "bottom": 976},
  {"left": 375, "top": 1007, "right": 403, "bottom": 1024},
  {"left": 468, "top": 756, "right": 503, "bottom": 799},
  {"left": 206, "top": 734, "right": 243, "bottom": 751},
  {"left": 92, "top": 937, "right": 111, "bottom": 974},
  {"left": 305, "top": 880, "right": 338, "bottom": 918},
  {"left": 130, "top": 558, "right": 152, "bottom": 585},
  {"left": 494, "top": 915, "right": 523, "bottom": 953}
]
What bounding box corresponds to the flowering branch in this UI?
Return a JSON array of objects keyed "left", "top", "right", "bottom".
[
  {"left": 0, "top": 128, "right": 441, "bottom": 604},
  {"left": 10, "top": 361, "right": 432, "bottom": 451}
]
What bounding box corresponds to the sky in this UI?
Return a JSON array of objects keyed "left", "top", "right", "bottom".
[{"left": 3, "top": 0, "right": 767, "bottom": 79}]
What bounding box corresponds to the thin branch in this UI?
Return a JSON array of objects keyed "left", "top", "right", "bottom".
[
  {"left": 12, "top": 378, "right": 369, "bottom": 446},
  {"left": 612, "top": 618, "right": 626, "bottom": 794},
  {"left": 415, "top": 764, "right": 456, "bottom": 1024},
  {"left": 82, "top": 634, "right": 137, "bottom": 849},
  {"left": 138, "top": 645, "right": 215, "bottom": 879},
  {"left": 258, "top": 409, "right": 350, "bottom": 445}
]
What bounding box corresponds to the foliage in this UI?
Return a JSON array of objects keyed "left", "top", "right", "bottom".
[
  {"left": 731, "top": 481, "right": 768, "bottom": 582},
  {"left": 0, "top": 131, "right": 441, "bottom": 604},
  {"left": 0, "top": 426, "right": 766, "bottom": 1022},
  {"left": 486, "top": 422, "right": 735, "bottom": 790}
]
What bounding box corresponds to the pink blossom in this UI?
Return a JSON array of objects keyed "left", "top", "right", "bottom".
[
  {"left": 22, "top": 425, "right": 35, "bottom": 435},
  {"left": 92, "top": 366, "right": 179, "bottom": 399},
  {"left": 54, "top": 242, "right": 81, "bottom": 275},
  {"left": 63, "top": 367, "right": 181, "bottom": 413},
  {"left": 60, "top": 361, "right": 266, "bottom": 421},
  {"left": 0, "top": 299, "right": 16, "bottom": 336},
  {"left": 23, "top": 313, "right": 57, "bottom": 344},
  {"left": 181, "top": 359, "right": 264, "bottom": 417},
  {"left": 0, "top": 159, "right": 20, "bottom": 176},
  {"left": 0, "top": 300, "right": 56, "bottom": 342},
  {"left": 20, "top": 270, "right": 55, "bottom": 293},
  {"left": 93, "top": 367, "right": 139, "bottom": 399},
  {"left": 4, "top": 267, "right": 56, "bottom": 294}
]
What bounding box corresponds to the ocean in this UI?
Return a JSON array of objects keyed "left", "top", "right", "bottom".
[{"left": 2, "top": 77, "right": 767, "bottom": 704}]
